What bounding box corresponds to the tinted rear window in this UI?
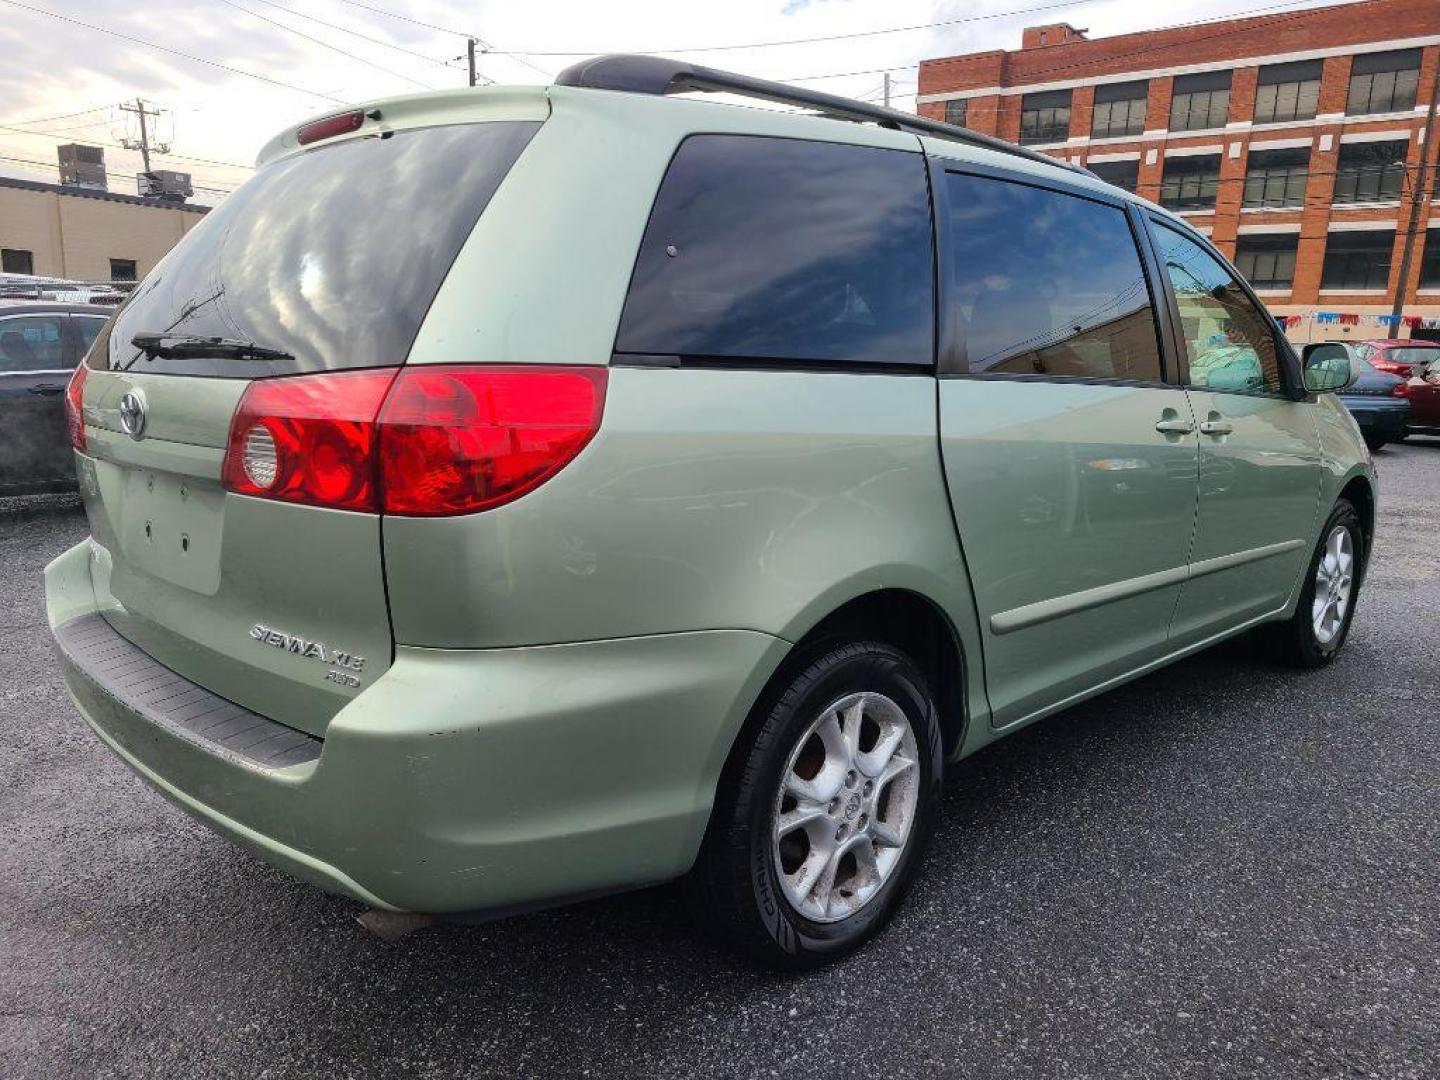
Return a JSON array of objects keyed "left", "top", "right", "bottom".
[
  {"left": 615, "top": 134, "right": 934, "bottom": 367},
  {"left": 97, "top": 121, "right": 539, "bottom": 377}
]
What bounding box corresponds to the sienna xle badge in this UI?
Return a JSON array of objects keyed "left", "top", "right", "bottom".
[{"left": 47, "top": 56, "right": 1375, "bottom": 968}]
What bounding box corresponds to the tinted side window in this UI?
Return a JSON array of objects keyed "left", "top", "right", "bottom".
[
  {"left": 615, "top": 135, "right": 934, "bottom": 367},
  {"left": 72, "top": 316, "right": 108, "bottom": 362},
  {"left": 1153, "top": 223, "right": 1283, "bottom": 395},
  {"left": 0, "top": 315, "right": 68, "bottom": 372},
  {"left": 944, "top": 172, "right": 1164, "bottom": 382}
]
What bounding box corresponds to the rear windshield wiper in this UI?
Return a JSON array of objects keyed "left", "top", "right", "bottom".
[{"left": 130, "top": 332, "right": 294, "bottom": 363}]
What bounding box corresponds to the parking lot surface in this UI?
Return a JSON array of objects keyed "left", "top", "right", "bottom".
[{"left": 2, "top": 441, "right": 1438, "bottom": 1080}]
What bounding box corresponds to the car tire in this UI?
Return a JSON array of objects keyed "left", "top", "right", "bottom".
[
  {"left": 691, "top": 640, "right": 943, "bottom": 969},
  {"left": 1273, "top": 499, "right": 1364, "bottom": 669},
  {"left": 1363, "top": 436, "right": 1387, "bottom": 451}
]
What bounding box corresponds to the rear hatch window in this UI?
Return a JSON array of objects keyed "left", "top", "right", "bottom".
[
  {"left": 95, "top": 121, "right": 539, "bottom": 378},
  {"left": 76, "top": 119, "right": 538, "bottom": 738}
]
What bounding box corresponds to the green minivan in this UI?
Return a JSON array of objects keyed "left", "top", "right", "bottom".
[{"left": 46, "top": 57, "right": 1375, "bottom": 967}]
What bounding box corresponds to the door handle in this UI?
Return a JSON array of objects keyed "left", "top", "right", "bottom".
[
  {"left": 27, "top": 385, "right": 64, "bottom": 396},
  {"left": 1154, "top": 418, "right": 1195, "bottom": 434},
  {"left": 1199, "top": 419, "right": 1234, "bottom": 436}
]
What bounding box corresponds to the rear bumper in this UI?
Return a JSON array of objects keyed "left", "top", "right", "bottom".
[
  {"left": 46, "top": 539, "right": 787, "bottom": 913},
  {"left": 1341, "top": 398, "right": 1409, "bottom": 440}
]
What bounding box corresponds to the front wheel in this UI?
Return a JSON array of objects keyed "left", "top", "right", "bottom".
[
  {"left": 691, "top": 641, "right": 943, "bottom": 968},
  {"left": 1273, "top": 499, "right": 1364, "bottom": 668}
]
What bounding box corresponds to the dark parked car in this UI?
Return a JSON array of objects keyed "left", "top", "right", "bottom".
[
  {"left": 0, "top": 302, "right": 110, "bottom": 494},
  {"left": 1338, "top": 347, "right": 1410, "bottom": 450}
]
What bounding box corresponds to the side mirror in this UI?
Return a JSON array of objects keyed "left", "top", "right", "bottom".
[{"left": 1302, "top": 343, "right": 1352, "bottom": 393}]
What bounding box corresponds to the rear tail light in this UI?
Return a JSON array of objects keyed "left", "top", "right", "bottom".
[
  {"left": 1393, "top": 382, "right": 1411, "bottom": 398},
  {"left": 222, "top": 365, "right": 607, "bottom": 515},
  {"left": 222, "top": 369, "right": 397, "bottom": 512},
  {"left": 378, "top": 366, "right": 606, "bottom": 516},
  {"left": 65, "top": 364, "right": 87, "bottom": 452}
]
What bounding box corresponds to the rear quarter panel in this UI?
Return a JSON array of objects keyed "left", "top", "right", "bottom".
[{"left": 384, "top": 366, "right": 979, "bottom": 662}]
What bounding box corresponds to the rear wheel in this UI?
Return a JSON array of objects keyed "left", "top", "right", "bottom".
[
  {"left": 692, "top": 641, "right": 942, "bottom": 968},
  {"left": 1273, "top": 499, "right": 1364, "bottom": 668},
  {"left": 1364, "top": 435, "right": 1387, "bottom": 451}
]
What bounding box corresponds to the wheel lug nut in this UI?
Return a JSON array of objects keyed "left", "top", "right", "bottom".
[
  {"left": 862, "top": 781, "right": 873, "bottom": 797},
  {"left": 845, "top": 770, "right": 857, "bottom": 788},
  {"left": 828, "top": 798, "right": 840, "bottom": 813},
  {"left": 858, "top": 813, "right": 868, "bottom": 828}
]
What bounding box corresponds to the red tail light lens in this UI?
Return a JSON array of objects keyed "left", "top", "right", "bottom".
[
  {"left": 65, "top": 364, "right": 88, "bottom": 452},
  {"left": 222, "top": 369, "right": 398, "bottom": 512},
  {"left": 221, "top": 366, "right": 607, "bottom": 516},
  {"left": 297, "top": 110, "right": 365, "bottom": 146},
  {"left": 1393, "top": 382, "right": 1411, "bottom": 398},
  {"left": 379, "top": 366, "right": 607, "bottom": 516}
]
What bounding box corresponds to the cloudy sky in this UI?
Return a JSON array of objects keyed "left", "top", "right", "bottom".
[{"left": 0, "top": 0, "right": 1333, "bottom": 204}]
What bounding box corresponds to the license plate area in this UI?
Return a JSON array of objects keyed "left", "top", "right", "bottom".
[{"left": 116, "top": 466, "right": 225, "bottom": 595}]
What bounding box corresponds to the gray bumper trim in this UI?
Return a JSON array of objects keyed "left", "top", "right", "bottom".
[{"left": 54, "top": 614, "right": 322, "bottom": 770}]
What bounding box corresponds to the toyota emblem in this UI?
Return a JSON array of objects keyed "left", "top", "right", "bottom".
[{"left": 118, "top": 390, "right": 147, "bottom": 438}]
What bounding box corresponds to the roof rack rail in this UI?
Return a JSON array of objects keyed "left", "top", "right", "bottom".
[{"left": 553, "top": 54, "right": 1087, "bottom": 176}]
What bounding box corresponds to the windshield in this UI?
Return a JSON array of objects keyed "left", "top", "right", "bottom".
[{"left": 95, "top": 121, "right": 538, "bottom": 377}]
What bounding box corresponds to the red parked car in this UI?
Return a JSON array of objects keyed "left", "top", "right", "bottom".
[
  {"left": 1353, "top": 339, "right": 1440, "bottom": 379},
  {"left": 1396, "top": 356, "right": 1440, "bottom": 436}
]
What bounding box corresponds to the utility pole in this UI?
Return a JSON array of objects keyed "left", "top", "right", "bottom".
[
  {"left": 467, "top": 38, "right": 479, "bottom": 87},
  {"left": 883, "top": 72, "right": 891, "bottom": 109},
  {"left": 119, "top": 98, "right": 168, "bottom": 175},
  {"left": 1390, "top": 59, "right": 1440, "bottom": 329}
]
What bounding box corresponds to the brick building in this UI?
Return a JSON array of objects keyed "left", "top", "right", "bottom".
[{"left": 917, "top": 0, "right": 1440, "bottom": 342}]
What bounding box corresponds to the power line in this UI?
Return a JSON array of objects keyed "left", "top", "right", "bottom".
[
  {"left": 239, "top": 0, "right": 470, "bottom": 76},
  {"left": 3, "top": 105, "right": 114, "bottom": 127},
  {"left": 501, "top": 0, "right": 1095, "bottom": 56},
  {"left": 0, "top": 0, "right": 346, "bottom": 104},
  {"left": 915, "top": 0, "right": 1343, "bottom": 99},
  {"left": 0, "top": 152, "right": 237, "bottom": 195},
  {"left": 323, "top": 0, "right": 550, "bottom": 79},
  {"left": 0, "top": 123, "right": 254, "bottom": 171},
  {"left": 215, "top": 0, "right": 437, "bottom": 91}
]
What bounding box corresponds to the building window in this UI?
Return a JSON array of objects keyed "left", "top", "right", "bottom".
[
  {"left": 109, "top": 258, "right": 137, "bottom": 282},
  {"left": 1321, "top": 230, "right": 1394, "bottom": 290},
  {"left": 944, "top": 98, "right": 967, "bottom": 127},
  {"left": 1, "top": 248, "right": 33, "bottom": 275},
  {"left": 1088, "top": 159, "right": 1139, "bottom": 192},
  {"left": 1091, "top": 80, "right": 1148, "bottom": 139},
  {"left": 1170, "top": 70, "right": 1231, "bottom": 132},
  {"left": 1019, "top": 89, "right": 1072, "bottom": 144},
  {"left": 1332, "top": 140, "right": 1408, "bottom": 204},
  {"left": 1253, "top": 59, "right": 1322, "bottom": 124},
  {"left": 1234, "top": 235, "right": 1298, "bottom": 290},
  {"left": 1347, "top": 49, "right": 1421, "bottom": 116},
  {"left": 1420, "top": 228, "right": 1440, "bottom": 290},
  {"left": 1242, "top": 147, "right": 1309, "bottom": 208},
  {"left": 1160, "top": 154, "right": 1221, "bottom": 210}
]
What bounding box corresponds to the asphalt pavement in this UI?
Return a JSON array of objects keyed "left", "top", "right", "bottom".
[{"left": 3, "top": 441, "right": 1438, "bottom": 1079}]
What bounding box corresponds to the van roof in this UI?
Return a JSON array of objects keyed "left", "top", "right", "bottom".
[{"left": 259, "top": 55, "right": 1091, "bottom": 186}]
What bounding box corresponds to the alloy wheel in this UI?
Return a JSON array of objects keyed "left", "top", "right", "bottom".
[
  {"left": 1311, "top": 524, "right": 1354, "bottom": 646},
  {"left": 771, "top": 691, "right": 920, "bottom": 923}
]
